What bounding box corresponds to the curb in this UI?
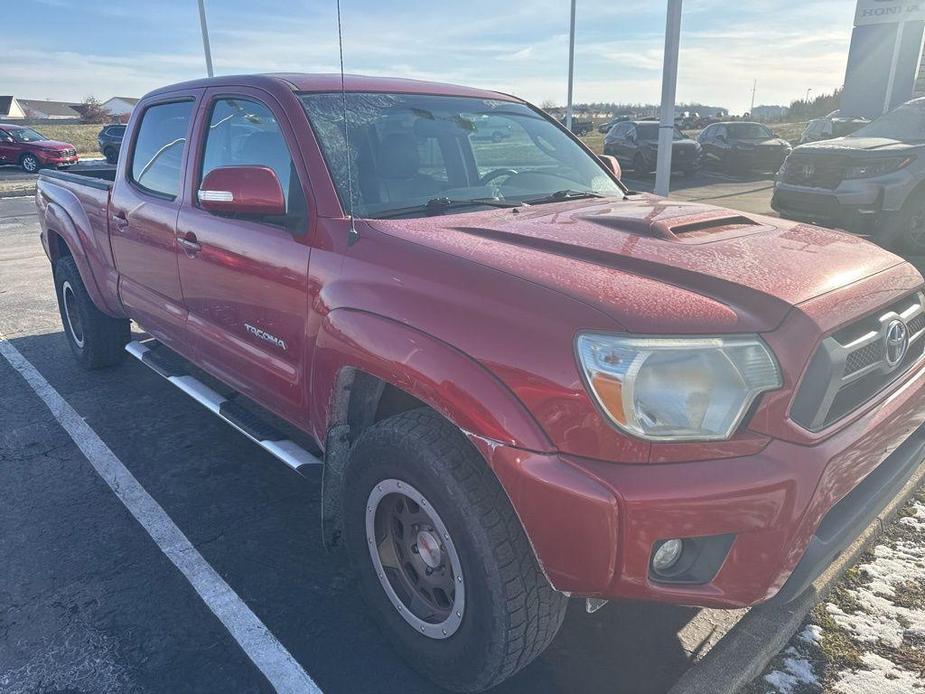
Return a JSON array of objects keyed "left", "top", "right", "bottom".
[{"left": 668, "top": 461, "right": 925, "bottom": 694}]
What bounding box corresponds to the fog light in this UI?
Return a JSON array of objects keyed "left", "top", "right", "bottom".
[{"left": 652, "top": 539, "right": 684, "bottom": 574}]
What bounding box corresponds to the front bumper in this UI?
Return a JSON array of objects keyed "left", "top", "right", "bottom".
[
  {"left": 39, "top": 154, "right": 79, "bottom": 168},
  {"left": 488, "top": 358, "right": 925, "bottom": 608}
]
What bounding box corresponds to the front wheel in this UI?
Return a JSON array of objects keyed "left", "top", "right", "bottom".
[
  {"left": 884, "top": 193, "right": 925, "bottom": 255},
  {"left": 343, "top": 409, "right": 567, "bottom": 693},
  {"left": 20, "top": 153, "right": 40, "bottom": 173},
  {"left": 54, "top": 256, "right": 130, "bottom": 369}
]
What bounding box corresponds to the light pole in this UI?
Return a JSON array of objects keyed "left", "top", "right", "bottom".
[
  {"left": 565, "top": 0, "right": 577, "bottom": 132},
  {"left": 654, "top": 0, "right": 683, "bottom": 198},
  {"left": 197, "top": 0, "right": 214, "bottom": 78}
]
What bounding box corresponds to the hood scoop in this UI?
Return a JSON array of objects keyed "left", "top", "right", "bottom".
[{"left": 579, "top": 206, "right": 766, "bottom": 243}]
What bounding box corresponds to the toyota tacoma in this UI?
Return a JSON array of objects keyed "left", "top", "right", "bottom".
[{"left": 36, "top": 74, "right": 925, "bottom": 692}]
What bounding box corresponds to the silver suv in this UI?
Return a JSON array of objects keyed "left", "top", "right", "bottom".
[{"left": 773, "top": 98, "right": 925, "bottom": 253}]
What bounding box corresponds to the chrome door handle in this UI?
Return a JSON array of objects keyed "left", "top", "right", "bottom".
[
  {"left": 177, "top": 233, "right": 201, "bottom": 255},
  {"left": 112, "top": 212, "right": 129, "bottom": 230}
]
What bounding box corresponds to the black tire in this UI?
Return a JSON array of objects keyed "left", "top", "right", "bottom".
[
  {"left": 343, "top": 409, "right": 567, "bottom": 693},
  {"left": 53, "top": 256, "right": 130, "bottom": 369},
  {"left": 20, "top": 153, "right": 40, "bottom": 173},
  {"left": 104, "top": 147, "right": 118, "bottom": 165},
  {"left": 633, "top": 153, "right": 649, "bottom": 175},
  {"left": 883, "top": 192, "right": 925, "bottom": 255}
]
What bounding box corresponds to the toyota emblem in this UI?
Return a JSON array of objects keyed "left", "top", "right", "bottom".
[{"left": 885, "top": 319, "right": 909, "bottom": 368}]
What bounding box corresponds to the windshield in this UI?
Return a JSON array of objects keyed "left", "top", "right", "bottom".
[
  {"left": 8, "top": 128, "right": 47, "bottom": 143},
  {"left": 635, "top": 123, "right": 686, "bottom": 141},
  {"left": 726, "top": 123, "right": 773, "bottom": 139},
  {"left": 851, "top": 103, "right": 925, "bottom": 141},
  {"left": 300, "top": 92, "right": 622, "bottom": 218}
]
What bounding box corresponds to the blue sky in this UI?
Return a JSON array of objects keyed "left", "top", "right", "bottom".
[{"left": 10, "top": 0, "right": 856, "bottom": 114}]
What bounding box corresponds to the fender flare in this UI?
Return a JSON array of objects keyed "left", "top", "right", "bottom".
[
  {"left": 41, "top": 184, "right": 123, "bottom": 317},
  {"left": 312, "top": 308, "right": 553, "bottom": 546}
]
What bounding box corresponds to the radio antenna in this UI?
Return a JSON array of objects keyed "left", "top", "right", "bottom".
[{"left": 336, "top": 0, "right": 359, "bottom": 245}]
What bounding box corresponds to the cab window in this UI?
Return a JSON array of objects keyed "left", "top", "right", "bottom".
[
  {"left": 200, "top": 96, "right": 306, "bottom": 229},
  {"left": 130, "top": 101, "right": 194, "bottom": 198}
]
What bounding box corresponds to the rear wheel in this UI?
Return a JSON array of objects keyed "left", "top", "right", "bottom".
[
  {"left": 20, "top": 153, "right": 39, "bottom": 173},
  {"left": 54, "top": 256, "right": 130, "bottom": 369},
  {"left": 343, "top": 409, "right": 567, "bottom": 693}
]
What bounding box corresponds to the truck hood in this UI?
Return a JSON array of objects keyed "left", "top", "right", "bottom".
[
  {"left": 369, "top": 195, "right": 905, "bottom": 333},
  {"left": 796, "top": 136, "right": 925, "bottom": 155}
]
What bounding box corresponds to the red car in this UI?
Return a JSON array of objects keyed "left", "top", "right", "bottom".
[
  {"left": 35, "top": 74, "right": 925, "bottom": 692},
  {"left": 0, "top": 124, "right": 78, "bottom": 172}
]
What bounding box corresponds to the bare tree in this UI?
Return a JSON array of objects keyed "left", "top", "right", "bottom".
[{"left": 78, "top": 96, "right": 110, "bottom": 124}]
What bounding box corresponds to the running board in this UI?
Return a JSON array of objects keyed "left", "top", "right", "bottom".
[{"left": 125, "top": 340, "right": 322, "bottom": 472}]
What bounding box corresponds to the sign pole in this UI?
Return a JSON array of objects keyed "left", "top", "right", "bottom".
[
  {"left": 884, "top": 19, "right": 907, "bottom": 113},
  {"left": 566, "top": 0, "right": 576, "bottom": 132},
  {"left": 655, "top": 0, "right": 683, "bottom": 198},
  {"left": 197, "top": 0, "right": 214, "bottom": 78}
]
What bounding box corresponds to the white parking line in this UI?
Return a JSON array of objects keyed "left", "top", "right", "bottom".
[{"left": 0, "top": 334, "right": 322, "bottom": 694}]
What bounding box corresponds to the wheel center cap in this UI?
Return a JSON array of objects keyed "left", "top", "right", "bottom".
[{"left": 416, "top": 531, "right": 442, "bottom": 569}]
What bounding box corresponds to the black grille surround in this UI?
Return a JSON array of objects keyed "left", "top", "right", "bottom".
[
  {"left": 791, "top": 292, "right": 925, "bottom": 432},
  {"left": 781, "top": 154, "right": 846, "bottom": 190}
]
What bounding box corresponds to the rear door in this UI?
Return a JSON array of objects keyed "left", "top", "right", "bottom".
[
  {"left": 110, "top": 93, "right": 199, "bottom": 352},
  {"left": 175, "top": 87, "right": 314, "bottom": 423}
]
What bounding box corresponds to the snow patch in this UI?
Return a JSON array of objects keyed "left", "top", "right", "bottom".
[
  {"left": 798, "top": 624, "right": 823, "bottom": 645},
  {"left": 898, "top": 501, "right": 925, "bottom": 531},
  {"left": 763, "top": 653, "right": 819, "bottom": 694},
  {"left": 833, "top": 652, "right": 925, "bottom": 693}
]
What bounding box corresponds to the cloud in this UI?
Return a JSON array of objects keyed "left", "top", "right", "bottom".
[{"left": 2, "top": 0, "right": 857, "bottom": 114}]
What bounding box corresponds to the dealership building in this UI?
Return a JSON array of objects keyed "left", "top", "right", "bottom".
[{"left": 842, "top": 1, "right": 925, "bottom": 117}]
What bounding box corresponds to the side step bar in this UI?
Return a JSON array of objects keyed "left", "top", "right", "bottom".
[{"left": 125, "top": 340, "right": 322, "bottom": 472}]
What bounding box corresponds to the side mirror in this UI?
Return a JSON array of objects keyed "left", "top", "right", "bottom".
[
  {"left": 198, "top": 165, "right": 286, "bottom": 217},
  {"left": 1, "top": 135, "right": 13, "bottom": 143},
  {"left": 599, "top": 154, "right": 622, "bottom": 179}
]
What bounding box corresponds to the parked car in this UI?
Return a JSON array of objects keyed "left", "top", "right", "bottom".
[
  {"left": 559, "top": 115, "right": 594, "bottom": 135},
  {"left": 604, "top": 120, "right": 701, "bottom": 175},
  {"left": 37, "top": 73, "right": 925, "bottom": 693},
  {"left": 773, "top": 97, "right": 925, "bottom": 252},
  {"left": 799, "top": 112, "right": 869, "bottom": 144},
  {"left": 598, "top": 113, "right": 634, "bottom": 134},
  {"left": 0, "top": 124, "right": 78, "bottom": 172},
  {"left": 698, "top": 121, "right": 792, "bottom": 173},
  {"left": 97, "top": 123, "right": 126, "bottom": 164}
]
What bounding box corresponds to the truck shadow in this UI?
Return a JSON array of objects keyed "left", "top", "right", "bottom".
[{"left": 9, "top": 330, "right": 723, "bottom": 694}]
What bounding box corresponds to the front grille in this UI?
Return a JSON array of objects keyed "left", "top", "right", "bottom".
[
  {"left": 782, "top": 155, "right": 845, "bottom": 190},
  {"left": 792, "top": 292, "right": 925, "bottom": 431}
]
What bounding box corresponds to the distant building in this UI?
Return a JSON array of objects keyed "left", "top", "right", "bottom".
[
  {"left": 102, "top": 97, "right": 139, "bottom": 118},
  {"left": 752, "top": 105, "right": 790, "bottom": 122},
  {"left": 0, "top": 96, "right": 27, "bottom": 119},
  {"left": 16, "top": 98, "right": 82, "bottom": 120}
]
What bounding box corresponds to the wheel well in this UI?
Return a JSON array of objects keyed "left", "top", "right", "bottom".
[
  {"left": 46, "top": 230, "right": 72, "bottom": 263},
  {"left": 321, "top": 368, "right": 438, "bottom": 548}
]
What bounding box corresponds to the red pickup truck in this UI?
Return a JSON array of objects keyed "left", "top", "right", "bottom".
[{"left": 36, "top": 74, "right": 925, "bottom": 692}]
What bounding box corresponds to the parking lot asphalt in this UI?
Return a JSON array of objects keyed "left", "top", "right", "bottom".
[{"left": 0, "top": 194, "right": 746, "bottom": 693}]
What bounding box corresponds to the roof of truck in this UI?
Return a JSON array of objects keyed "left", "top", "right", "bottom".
[{"left": 144, "top": 73, "right": 522, "bottom": 103}]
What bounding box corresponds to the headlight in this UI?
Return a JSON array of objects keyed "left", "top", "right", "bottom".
[
  {"left": 845, "top": 156, "right": 915, "bottom": 179},
  {"left": 576, "top": 334, "right": 781, "bottom": 442}
]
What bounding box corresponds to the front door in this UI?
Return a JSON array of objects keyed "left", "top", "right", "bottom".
[
  {"left": 0, "top": 128, "right": 17, "bottom": 166},
  {"left": 110, "top": 95, "right": 199, "bottom": 352},
  {"left": 175, "top": 89, "right": 313, "bottom": 423}
]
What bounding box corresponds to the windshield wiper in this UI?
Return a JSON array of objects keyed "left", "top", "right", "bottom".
[
  {"left": 521, "top": 189, "right": 606, "bottom": 205},
  {"left": 375, "top": 197, "right": 523, "bottom": 219}
]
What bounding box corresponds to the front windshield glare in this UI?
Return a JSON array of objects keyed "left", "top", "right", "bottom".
[
  {"left": 300, "top": 93, "right": 622, "bottom": 218},
  {"left": 727, "top": 124, "right": 773, "bottom": 139},
  {"left": 10, "top": 128, "right": 47, "bottom": 143},
  {"left": 852, "top": 103, "right": 925, "bottom": 141}
]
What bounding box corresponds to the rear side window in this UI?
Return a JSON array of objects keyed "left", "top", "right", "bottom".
[
  {"left": 107, "top": 125, "right": 126, "bottom": 136},
  {"left": 130, "top": 101, "right": 194, "bottom": 198}
]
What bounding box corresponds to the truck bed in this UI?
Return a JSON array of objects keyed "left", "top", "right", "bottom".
[{"left": 39, "top": 167, "right": 116, "bottom": 190}]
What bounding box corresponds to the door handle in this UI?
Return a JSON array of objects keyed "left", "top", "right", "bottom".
[
  {"left": 112, "top": 211, "right": 129, "bottom": 230},
  {"left": 177, "top": 232, "right": 201, "bottom": 255}
]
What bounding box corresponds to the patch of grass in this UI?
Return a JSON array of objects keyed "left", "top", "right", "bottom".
[
  {"left": 28, "top": 124, "right": 102, "bottom": 156},
  {"left": 811, "top": 605, "right": 866, "bottom": 676},
  {"left": 891, "top": 578, "right": 925, "bottom": 611}
]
